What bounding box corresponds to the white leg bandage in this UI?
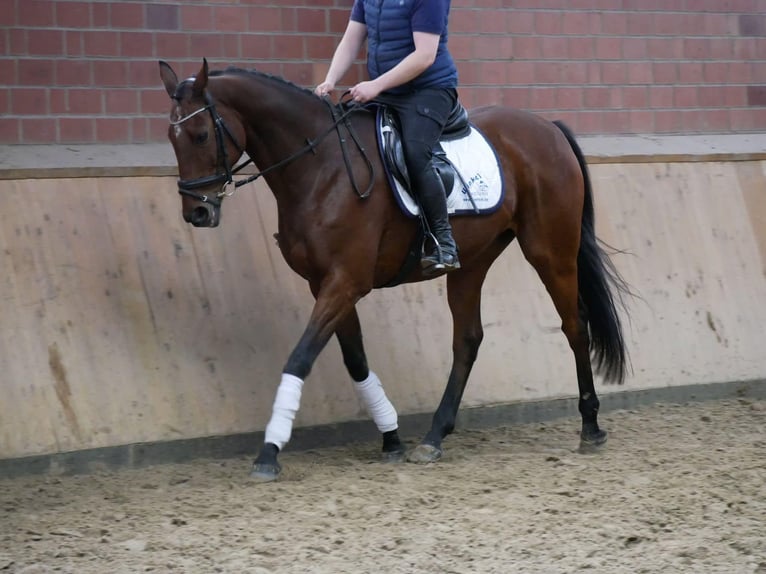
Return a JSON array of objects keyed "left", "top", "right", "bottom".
[
  {"left": 264, "top": 373, "right": 304, "bottom": 450},
  {"left": 354, "top": 371, "right": 398, "bottom": 433}
]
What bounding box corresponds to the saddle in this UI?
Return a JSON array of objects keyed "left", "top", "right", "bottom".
[{"left": 379, "top": 101, "right": 471, "bottom": 199}]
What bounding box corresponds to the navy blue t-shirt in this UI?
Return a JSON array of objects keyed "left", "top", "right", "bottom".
[{"left": 351, "top": 0, "right": 448, "bottom": 35}]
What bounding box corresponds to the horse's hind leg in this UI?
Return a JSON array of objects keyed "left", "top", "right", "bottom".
[
  {"left": 334, "top": 309, "right": 405, "bottom": 461},
  {"left": 408, "top": 256, "right": 500, "bottom": 464},
  {"left": 519, "top": 232, "right": 606, "bottom": 451}
]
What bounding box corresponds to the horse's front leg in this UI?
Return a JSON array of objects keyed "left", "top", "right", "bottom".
[
  {"left": 334, "top": 309, "right": 405, "bottom": 462},
  {"left": 250, "top": 276, "right": 360, "bottom": 482},
  {"left": 409, "top": 266, "right": 489, "bottom": 463}
]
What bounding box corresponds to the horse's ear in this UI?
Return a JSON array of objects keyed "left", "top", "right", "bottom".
[
  {"left": 191, "top": 58, "right": 209, "bottom": 98},
  {"left": 159, "top": 60, "right": 178, "bottom": 98}
]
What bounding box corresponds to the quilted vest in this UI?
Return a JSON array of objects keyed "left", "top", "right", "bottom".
[{"left": 363, "top": 0, "right": 458, "bottom": 94}]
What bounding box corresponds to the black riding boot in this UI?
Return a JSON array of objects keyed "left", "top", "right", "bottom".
[{"left": 418, "top": 171, "right": 460, "bottom": 275}]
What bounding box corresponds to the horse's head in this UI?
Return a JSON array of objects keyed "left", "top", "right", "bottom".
[{"left": 159, "top": 59, "right": 246, "bottom": 228}]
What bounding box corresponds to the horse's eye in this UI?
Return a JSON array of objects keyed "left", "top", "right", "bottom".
[{"left": 194, "top": 131, "right": 209, "bottom": 145}]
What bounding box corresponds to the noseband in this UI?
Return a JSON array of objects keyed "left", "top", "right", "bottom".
[{"left": 171, "top": 93, "right": 249, "bottom": 208}]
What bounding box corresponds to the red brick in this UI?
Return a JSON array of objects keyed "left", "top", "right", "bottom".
[
  {"left": 528, "top": 87, "right": 557, "bottom": 110},
  {"left": 586, "top": 62, "right": 601, "bottom": 84},
  {"left": 732, "top": 108, "right": 766, "bottom": 132},
  {"left": 147, "top": 116, "right": 169, "bottom": 142},
  {"left": 65, "top": 31, "right": 84, "bottom": 56},
  {"left": 221, "top": 34, "right": 241, "bottom": 59},
  {"left": 472, "top": 86, "right": 504, "bottom": 107},
  {"left": 576, "top": 112, "right": 603, "bottom": 135},
  {"left": 0, "top": 1, "right": 14, "bottom": 27},
  {"left": 0, "top": 88, "right": 8, "bottom": 114},
  {"left": 155, "top": 33, "right": 188, "bottom": 59},
  {"left": 622, "top": 38, "right": 647, "bottom": 60},
  {"left": 56, "top": 2, "right": 91, "bottom": 28},
  {"left": 180, "top": 5, "right": 214, "bottom": 32},
  {"left": 726, "top": 62, "right": 752, "bottom": 84},
  {"left": 601, "top": 62, "right": 627, "bottom": 84},
  {"left": 567, "top": 37, "right": 594, "bottom": 60},
  {"left": 131, "top": 117, "right": 148, "bottom": 143},
  {"left": 120, "top": 32, "right": 154, "bottom": 58},
  {"left": 505, "top": 10, "right": 535, "bottom": 34},
  {"left": 674, "top": 86, "right": 698, "bottom": 108},
  {"left": 66, "top": 88, "right": 103, "bottom": 114},
  {"left": 557, "top": 87, "right": 583, "bottom": 109},
  {"left": 127, "top": 60, "right": 158, "bottom": 88},
  {"left": 534, "top": 11, "right": 562, "bottom": 35},
  {"left": 503, "top": 86, "right": 531, "bottom": 109},
  {"left": 511, "top": 36, "right": 541, "bottom": 60},
  {"left": 213, "top": 6, "right": 249, "bottom": 32},
  {"left": 560, "top": 11, "right": 590, "bottom": 35},
  {"left": 600, "top": 12, "right": 627, "bottom": 35},
  {"left": 49, "top": 88, "right": 66, "bottom": 113},
  {"left": 0, "top": 118, "right": 21, "bottom": 143},
  {"left": 449, "top": 9, "right": 479, "bottom": 34},
  {"left": 563, "top": 62, "right": 588, "bottom": 84},
  {"left": 93, "top": 60, "right": 129, "bottom": 87},
  {"left": 23, "top": 118, "right": 57, "bottom": 143},
  {"left": 11, "top": 88, "right": 48, "bottom": 114},
  {"left": 627, "top": 62, "right": 653, "bottom": 85},
  {"left": 540, "top": 36, "right": 569, "bottom": 59},
  {"left": 111, "top": 2, "right": 145, "bottom": 29},
  {"left": 594, "top": 38, "right": 622, "bottom": 60},
  {"left": 626, "top": 13, "right": 653, "bottom": 35},
  {"left": 629, "top": 110, "right": 654, "bottom": 133},
  {"left": 59, "top": 117, "right": 95, "bottom": 143},
  {"left": 748, "top": 85, "right": 766, "bottom": 107},
  {"left": 272, "top": 35, "right": 304, "bottom": 60},
  {"left": 678, "top": 63, "right": 704, "bottom": 84},
  {"left": 280, "top": 62, "right": 313, "bottom": 86},
  {"left": 188, "top": 33, "right": 223, "bottom": 59},
  {"left": 647, "top": 38, "right": 683, "bottom": 60},
  {"left": 18, "top": 59, "right": 55, "bottom": 86},
  {"left": 622, "top": 86, "right": 648, "bottom": 108},
  {"left": 296, "top": 8, "right": 327, "bottom": 33},
  {"left": 480, "top": 10, "right": 506, "bottom": 34},
  {"left": 584, "top": 87, "right": 616, "bottom": 109},
  {"left": 27, "top": 30, "right": 64, "bottom": 56},
  {"left": 105, "top": 90, "right": 139, "bottom": 114},
  {"left": 652, "top": 62, "right": 678, "bottom": 84},
  {"left": 83, "top": 31, "right": 121, "bottom": 57},
  {"left": 140, "top": 88, "right": 168, "bottom": 114},
  {"left": 92, "top": 3, "right": 109, "bottom": 27},
  {"left": 96, "top": 118, "right": 131, "bottom": 143},
  {"left": 18, "top": 0, "right": 55, "bottom": 26},
  {"left": 328, "top": 8, "right": 351, "bottom": 33},
  {"left": 648, "top": 86, "right": 674, "bottom": 108},
  {"left": 600, "top": 110, "right": 631, "bottom": 134},
  {"left": 56, "top": 59, "right": 92, "bottom": 86},
  {"left": 0, "top": 58, "right": 19, "bottom": 86},
  {"left": 724, "top": 85, "right": 747, "bottom": 107},
  {"left": 8, "top": 29, "right": 25, "bottom": 55},
  {"left": 683, "top": 38, "right": 709, "bottom": 59},
  {"left": 703, "top": 62, "right": 730, "bottom": 84},
  {"left": 304, "top": 35, "right": 339, "bottom": 61},
  {"left": 147, "top": 4, "right": 179, "bottom": 30}
]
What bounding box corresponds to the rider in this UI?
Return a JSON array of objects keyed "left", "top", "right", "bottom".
[{"left": 315, "top": 0, "right": 460, "bottom": 274}]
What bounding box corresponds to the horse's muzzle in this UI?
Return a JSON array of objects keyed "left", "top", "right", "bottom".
[{"left": 185, "top": 204, "right": 220, "bottom": 228}]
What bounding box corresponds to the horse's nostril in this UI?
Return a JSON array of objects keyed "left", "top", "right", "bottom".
[{"left": 190, "top": 206, "right": 211, "bottom": 227}]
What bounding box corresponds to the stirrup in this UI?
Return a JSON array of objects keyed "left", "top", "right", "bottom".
[{"left": 421, "top": 242, "right": 460, "bottom": 275}]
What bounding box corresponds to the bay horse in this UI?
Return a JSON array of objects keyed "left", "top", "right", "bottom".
[{"left": 159, "top": 59, "right": 629, "bottom": 482}]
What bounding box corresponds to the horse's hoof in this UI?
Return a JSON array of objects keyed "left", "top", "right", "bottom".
[
  {"left": 407, "top": 443, "right": 442, "bottom": 464},
  {"left": 382, "top": 448, "right": 406, "bottom": 463},
  {"left": 249, "top": 463, "right": 281, "bottom": 483},
  {"left": 578, "top": 429, "right": 608, "bottom": 454}
]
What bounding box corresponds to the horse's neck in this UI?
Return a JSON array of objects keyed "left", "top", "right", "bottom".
[{"left": 215, "top": 75, "right": 327, "bottom": 179}]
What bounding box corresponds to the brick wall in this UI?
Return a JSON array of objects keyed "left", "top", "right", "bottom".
[{"left": 1, "top": 0, "right": 765, "bottom": 144}]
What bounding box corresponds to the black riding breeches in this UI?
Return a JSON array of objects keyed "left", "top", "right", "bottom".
[{"left": 375, "top": 87, "right": 458, "bottom": 197}]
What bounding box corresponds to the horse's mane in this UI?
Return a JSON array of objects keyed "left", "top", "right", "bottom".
[{"left": 212, "top": 67, "right": 322, "bottom": 101}]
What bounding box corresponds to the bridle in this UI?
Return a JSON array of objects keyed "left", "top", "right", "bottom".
[
  {"left": 171, "top": 92, "right": 248, "bottom": 208},
  {"left": 170, "top": 91, "right": 374, "bottom": 209}
]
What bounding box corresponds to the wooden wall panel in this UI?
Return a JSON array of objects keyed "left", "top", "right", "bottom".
[{"left": 1, "top": 162, "right": 765, "bottom": 458}]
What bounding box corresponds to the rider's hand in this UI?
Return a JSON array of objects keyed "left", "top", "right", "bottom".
[
  {"left": 315, "top": 81, "right": 334, "bottom": 97},
  {"left": 349, "top": 80, "right": 381, "bottom": 103}
]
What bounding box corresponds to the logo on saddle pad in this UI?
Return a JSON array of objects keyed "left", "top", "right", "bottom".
[{"left": 376, "top": 106, "right": 504, "bottom": 218}]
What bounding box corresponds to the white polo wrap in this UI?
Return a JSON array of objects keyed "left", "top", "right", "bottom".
[
  {"left": 264, "top": 373, "right": 304, "bottom": 450},
  {"left": 354, "top": 370, "right": 398, "bottom": 432}
]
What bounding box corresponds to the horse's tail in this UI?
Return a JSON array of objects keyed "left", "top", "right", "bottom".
[{"left": 553, "top": 120, "right": 630, "bottom": 384}]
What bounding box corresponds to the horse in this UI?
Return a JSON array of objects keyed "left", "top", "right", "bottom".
[{"left": 158, "top": 59, "right": 630, "bottom": 482}]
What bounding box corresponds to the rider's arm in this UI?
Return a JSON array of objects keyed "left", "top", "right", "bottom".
[
  {"left": 370, "top": 31, "right": 440, "bottom": 94},
  {"left": 319, "top": 20, "right": 367, "bottom": 90}
]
